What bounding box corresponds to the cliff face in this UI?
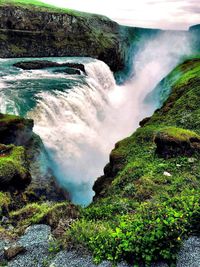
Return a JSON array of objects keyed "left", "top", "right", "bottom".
[{"left": 0, "top": 5, "right": 124, "bottom": 71}]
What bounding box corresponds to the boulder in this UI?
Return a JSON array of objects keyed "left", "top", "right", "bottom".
[
  {"left": 4, "top": 245, "right": 25, "bottom": 260},
  {"left": 13, "top": 60, "right": 86, "bottom": 73}
]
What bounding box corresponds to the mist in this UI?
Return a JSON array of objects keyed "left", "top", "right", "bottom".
[{"left": 29, "top": 31, "right": 192, "bottom": 206}]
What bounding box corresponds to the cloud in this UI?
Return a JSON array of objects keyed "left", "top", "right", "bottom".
[{"left": 42, "top": 0, "right": 200, "bottom": 30}]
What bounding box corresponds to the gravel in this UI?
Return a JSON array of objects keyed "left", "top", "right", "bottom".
[
  {"left": 177, "top": 236, "right": 200, "bottom": 267},
  {"left": 50, "top": 250, "right": 131, "bottom": 267},
  {"left": 3, "top": 224, "right": 200, "bottom": 267},
  {"left": 8, "top": 224, "right": 53, "bottom": 267}
]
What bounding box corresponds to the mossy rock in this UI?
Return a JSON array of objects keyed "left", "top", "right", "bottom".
[
  {"left": 0, "top": 113, "right": 33, "bottom": 146},
  {"left": 0, "top": 144, "right": 31, "bottom": 190},
  {"left": 9, "top": 201, "right": 80, "bottom": 233},
  {"left": 155, "top": 127, "right": 200, "bottom": 158}
]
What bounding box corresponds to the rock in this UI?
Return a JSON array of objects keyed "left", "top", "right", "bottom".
[
  {"left": 0, "top": 5, "right": 124, "bottom": 72},
  {"left": 13, "top": 60, "right": 86, "bottom": 73},
  {"left": 163, "top": 171, "right": 172, "bottom": 177},
  {"left": 53, "top": 67, "right": 82, "bottom": 75},
  {"left": 1, "top": 216, "right": 9, "bottom": 224},
  {"left": 4, "top": 245, "right": 25, "bottom": 260},
  {"left": 0, "top": 114, "right": 33, "bottom": 146},
  {"left": 154, "top": 127, "right": 200, "bottom": 159},
  {"left": 53, "top": 218, "right": 76, "bottom": 238},
  {"left": 188, "top": 157, "right": 196, "bottom": 163},
  {"left": 93, "top": 142, "right": 125, "bottom": 198},
  {"left": 177, "top": 236, "right": 200, "bottom": 267},
  {"left": 139, "top": 117, "right": 151, "bottom": 127}
]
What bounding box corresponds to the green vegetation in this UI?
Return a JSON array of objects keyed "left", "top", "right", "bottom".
[
  {"left": 0, "top": 145, "right": 29, "bottom": 186},
  {"left": 65, "top": 57, "right": 200, "bottom": 265},
  {"left": 0, "top": 192, "right": 10, "bottom": 215},
  {"left": 9, "top": 201, "right": 80, "bottom": 232}
]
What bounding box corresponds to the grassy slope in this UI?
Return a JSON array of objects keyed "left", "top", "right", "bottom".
[
  {"left": 0, "top": 0, "right": 110, "bottom": 19},
  {"left": 65, "top": 58, "right": 200, "bottom": 265}
]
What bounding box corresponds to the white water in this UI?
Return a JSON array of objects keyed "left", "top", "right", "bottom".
[{"left": 0, "top": 32, "right": 192, "bottom": 206}]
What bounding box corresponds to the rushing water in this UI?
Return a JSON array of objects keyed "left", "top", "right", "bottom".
[{"left": 0, "top": 32, "right": 192, "bottom": 206}]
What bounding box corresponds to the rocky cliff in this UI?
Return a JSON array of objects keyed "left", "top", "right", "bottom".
[
  {"left": 0, "top": 3, "right": 123, "bottom": 71},
  {"left": 0, "top": 2, "right": 160, "bottom": 73}
]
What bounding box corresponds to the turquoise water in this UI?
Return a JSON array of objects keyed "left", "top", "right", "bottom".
[{"left": 0, "top": 57, "right": 87, "bottom": 116}]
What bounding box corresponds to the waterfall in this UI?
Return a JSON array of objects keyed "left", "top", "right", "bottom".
[{"left": 0, "top": 31, "right": 192, "bottom": 206}]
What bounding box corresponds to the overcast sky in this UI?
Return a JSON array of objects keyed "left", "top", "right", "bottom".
[{"left": 42, "top": 0, "right": 200, "bottom": 30}]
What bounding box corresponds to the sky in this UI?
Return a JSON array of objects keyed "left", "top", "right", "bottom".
[{"left": 42, "top": 0, "right": 200, "bottom": 30}]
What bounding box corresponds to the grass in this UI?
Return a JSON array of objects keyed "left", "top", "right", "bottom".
[{"left": 0, "top": 0, "right": 110, "bottom": 19}]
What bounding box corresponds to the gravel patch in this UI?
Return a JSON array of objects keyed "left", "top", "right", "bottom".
[
  {"left": 50, "top": 250, "right": 131, "bottom": 267},
  {"left": 8, "top": 224, "right": 53, "bottom": 267},
  {"left": 177, "top": 236, "right": 200, "bottom": 267}
]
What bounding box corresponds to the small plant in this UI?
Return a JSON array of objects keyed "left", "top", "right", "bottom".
[{"left": 48, "top": 240, "right": 62, "bottom": 255}]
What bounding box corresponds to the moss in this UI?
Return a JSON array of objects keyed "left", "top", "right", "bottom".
[
  {"left": 0, "top": 113, "right": 21, "bottom": 124},
  {"left": 9, "top": 44, "right": 26, "bottom": 55},
  {"left": 0, "top": 145, "right": 30, "bottom": 187},
  {"left": 0, "top": 191, "right": 11, "bottom": 216},
  {"left": 10, "top": 201, "right": 80, "bottom": 230},
  {"left": 157, "top": 127, "right": 200, "bottom": 141},
  {"left": 0, "top": 33, "right": 7, "bottom": 41}
]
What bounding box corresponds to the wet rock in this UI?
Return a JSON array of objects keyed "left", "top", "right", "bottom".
[
  {"left": 53, "top": 67, "right": 82, "bottom": 75},
  {"left": 14, "top": 60, "right": 86, "bottom": 73}
]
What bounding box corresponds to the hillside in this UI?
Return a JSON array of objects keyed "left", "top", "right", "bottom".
[{"left": 71, "top": 57, "right": 200, "bottom": 265}]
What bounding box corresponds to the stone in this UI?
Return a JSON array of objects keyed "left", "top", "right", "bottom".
[
  {"left": 4, "top": 245, "right": 25, "bottom": 260},
  {"left": 13, "top": 61, "right": 86, "bottom": 73},
  {"left": 163, "top": 171, "right": 172, "bottom": 177}
]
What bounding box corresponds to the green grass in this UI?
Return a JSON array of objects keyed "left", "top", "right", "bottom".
[{"left": 0, "top": 0, "right": 110, "bottom": 19}]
